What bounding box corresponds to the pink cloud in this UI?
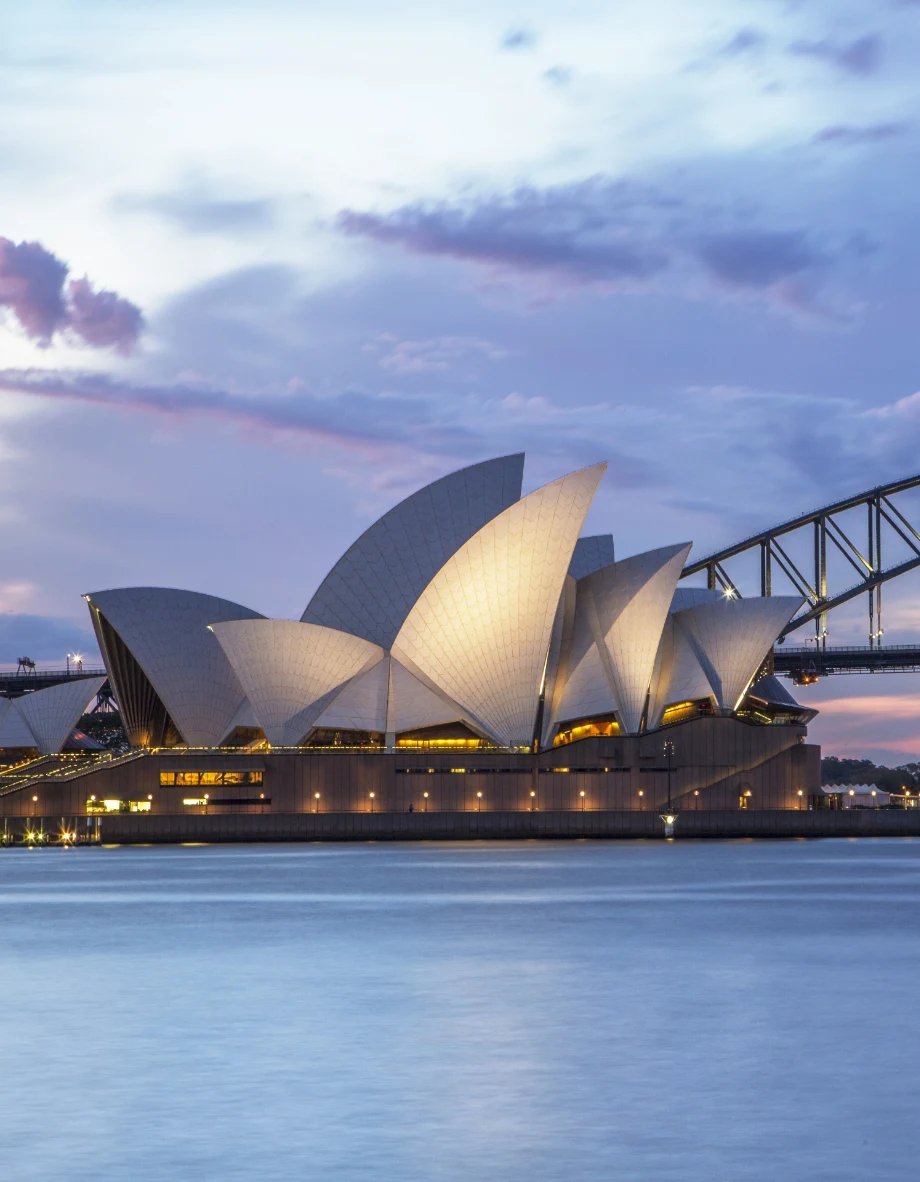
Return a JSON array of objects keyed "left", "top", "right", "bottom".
[{"left": 0, "top": 236, "right": 143, "bottom": 353}]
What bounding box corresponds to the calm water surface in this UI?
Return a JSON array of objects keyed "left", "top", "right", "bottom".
[{"left": 2, "top": 838, "right": 918, "bottom": 1181}]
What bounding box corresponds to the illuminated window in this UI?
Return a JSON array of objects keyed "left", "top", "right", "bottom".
[{"left": 161, "top": 770, "right": 263, "bottom": 787}]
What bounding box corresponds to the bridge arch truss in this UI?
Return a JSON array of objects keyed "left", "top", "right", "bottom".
[{"left": 682, "top": 475, "right": 920, "bottom": 646}]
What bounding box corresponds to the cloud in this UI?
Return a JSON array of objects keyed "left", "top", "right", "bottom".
[
  {"left": 366, "top": 334, "right": 509, "bottom": 375},
  {"left": 543, "top": 66, "right": 574, "bottom": 88},
  {"left": 812, "top": 121, "right": 910, "bottom": 146},
  {"left": 0, "top": 613, "right": 98, "bottom": 664},
  {"left": 0, "top": 367, "right": 429, "bottom": 456},
  {"left": 0, "top": 580, "right": 37, "bottom": 613},
  {"left": 788, "top": 34, "right": 882, "bottom": 75},
  {"left": 338, "top": 177, "right": 839, "bottom": 319},
  {"left": 0, "top": 238, "right": 68, "bottom": 340},
  {"left": 339, "top": 179, "right": 671, "bottom": 290},
  {"left": 115, "top": 187, "right": 276, "bottom": 235},
  {"left": 0, "top": 236, "right": 143, "bottom": 353},
  {"left": 695, "top": 229, "right": 824, "bottom": 296},
  {"left": 67, "top": 277, "right": 145, "bottom": 353},
  {"left": 500, "top": 27, "right": 538, "bottom": 51},
  {"left": 718, "top": 27, "right": 769, "bottom": 58}
]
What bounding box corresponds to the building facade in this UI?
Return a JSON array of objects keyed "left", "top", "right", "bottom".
[{"left": 0, "top": 454, "right": 820, "bottom": 826}]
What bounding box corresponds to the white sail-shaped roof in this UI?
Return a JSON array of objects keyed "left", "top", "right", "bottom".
[
  {"left": 211, "top": 619, "right": 384, "bottom": 746},
  {"left": 387, "top": 658, "right": 467, "bottom": 734},
  {"left": 674, "top": 596, "right": 803, "bottom": 711},
  {"left": 301, "top": 454, "right": 525, "bottom": 648},
  {"left": 670, "top": 586, "right": 723, "bottom": 612},
  {"left": 312, "top": 654, "right": 390, "bottom": 733},
  {"left": 392, "top": 463, "right": 606, "bottom": 747},
  {"left": 579, "top": 544, "right": 692, "bottom": 734},
  {"left": 551, "top": 643, "right": 616, "bottom": 729},
  {"left": 646, "top": 617, "right": 715, "bottom": 728},
  {"left": 568, "top": 535, "right": 615, "bottom": 580},
  {"left": 87, "top": 588, "right": 263, "bottom": 747},
  {"left": 15, "top": 676, "right": 107, "bottom": 754},
  {"left": 0, "top": 698, "right": 38, "bottom": 748}
]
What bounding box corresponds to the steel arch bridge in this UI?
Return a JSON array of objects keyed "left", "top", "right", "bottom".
[{"left": 681, "top": 474, "right": 920, "bottom": 680}]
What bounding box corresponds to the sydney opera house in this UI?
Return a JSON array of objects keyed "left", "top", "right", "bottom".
[{"left": 0, "top": 455, "right": 820, "bottom": 826}]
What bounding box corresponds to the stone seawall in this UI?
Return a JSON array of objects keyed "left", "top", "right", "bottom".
[{"left": 55, "top": 808, "right": 920, "bottom": 843}]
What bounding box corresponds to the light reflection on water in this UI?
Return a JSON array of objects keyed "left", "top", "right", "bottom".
[{"left": 2, "top": 838, "right": 919, "bottom": 1181}]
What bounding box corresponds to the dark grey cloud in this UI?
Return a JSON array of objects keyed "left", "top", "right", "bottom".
[
  {"left": 0, "top": 236, "right": 143, "bottom": 352},
  {"left": 812, "top": 121, "right": 910, "bottom": 146},
  {"left": 500, "top": 27, "right": 538, "bottom": 51},
  {"left": 788, "top": 33, "right": 882, "bottom": 75},
  {"left": 0, "top": 613, "right": 97, "bottom": 662}
]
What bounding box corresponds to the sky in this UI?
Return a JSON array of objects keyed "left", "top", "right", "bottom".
[{"left": 2, "top": 0, "right": 920, "bottom": 762}]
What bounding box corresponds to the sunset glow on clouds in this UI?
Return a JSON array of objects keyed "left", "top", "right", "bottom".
[{"left": 2, "top": 0, "right": 920, "bottom": 760}]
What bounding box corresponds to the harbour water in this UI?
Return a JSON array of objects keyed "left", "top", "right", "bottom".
[{"left": 2, "top": 839, "right": 918, "bottom": 1181}]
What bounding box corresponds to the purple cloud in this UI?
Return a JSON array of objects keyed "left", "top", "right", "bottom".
[
  {"left": 696, "top": 230, "right": 824, "bottom": 289},
  {"left": 0, "top": 238, "right": 69, "bottom": 340},
  {"left": 339, "top": 180, "right": 668, "bottom": 289},
  {"left": 812, "top": 121, "right": 910, "bottom": 146},
  {"left": 0, "top": 368, "right": 425, "bottom": 455},
  {"left": 788, "top": 34, "right": 882, "bottom": 75},
  {"left": 0, "top": 236, "right": 143, "bottom": 352},
  {"left": 338, "top": 178, "right": 839, "bottom": 319},
  {"left": 67, "top": 278, "right": 145, "bottom": 355}
]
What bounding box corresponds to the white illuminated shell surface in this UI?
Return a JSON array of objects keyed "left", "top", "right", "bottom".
[
  {"left": 87, "top": 588, "right": 263, "bottom": 746},
  {"left": 80, "top": 455, "right": 811, "bottom": 751},
  {"left": 392, "top": 463, "right": 606, "bottom": 746},
  {"left": 15, "top": 677, "right": 107, "bottom": 754},
  {"left": 674, "top": 596, "right": 804, "bottom": 712},
  {"left": 211, "top": 619, "right": 384, "bottom": 746},
  {"left": 302, "top": 454, "right": 525, "bottom": 648}
]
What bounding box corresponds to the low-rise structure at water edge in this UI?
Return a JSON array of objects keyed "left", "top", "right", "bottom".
[{"left": 0, "top": 454, "right": 822, "bottom": 836}]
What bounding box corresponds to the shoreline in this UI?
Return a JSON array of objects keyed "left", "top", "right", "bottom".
[{"left": 5, "top": 808, "right": 920, "bottom": 844}]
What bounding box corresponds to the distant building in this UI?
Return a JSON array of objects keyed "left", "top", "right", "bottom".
[
  {"left": 821, "top": 784, "right": 890, "bottom": 808},
  {"left": 1, "top": 455, "right": 820, "bottom": 819}
]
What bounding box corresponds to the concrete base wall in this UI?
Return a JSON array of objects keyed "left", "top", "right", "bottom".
[
  {"left": 6, "top": 808, "right": 920, "bottom": 844},
  {"left": 0, "top": 716, "right": 820, "bottom": 818}
]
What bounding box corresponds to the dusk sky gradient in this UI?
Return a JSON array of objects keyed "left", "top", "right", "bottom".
[{"left": 2, "top": 0, "right": 920, "bottom": 762}]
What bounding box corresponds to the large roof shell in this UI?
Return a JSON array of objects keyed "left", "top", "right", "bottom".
[
  {"left": 301, "top": 453, "right": 525, "bottom": 648},
  {"left": 0, "top": 698, "right": 39, "bottom": 748},
  {"left": 568, "top": 535, "right": 615, "bottom": 580},
  {"left": 15, "top": 676, "right": 107, "bottom": 754},
  {"left": 647, "top": 617, "right": 715, "bottom": 728},
  {"left": 392, "top": 462, "right": 606, "bottom": 747},
  {"left": 211, "top": 619, "right": 384, "bottom": 746},
  {"left": 312, "top": 654, "right": 391, "bottom": 733},
  {"left": 579, "top": 544, "right": 691, "bottom": 734},
  {"left": 86, "top": 588, "right": 263, "bottom": 747},
  {"left": 387, "top": 658, "right": 469, "bottom": 735},
  {"left": 674, "top": 596, "right": 803, "bottom": 711}
]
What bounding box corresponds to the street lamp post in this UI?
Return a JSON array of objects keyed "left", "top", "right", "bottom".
[
  {"left": 663, "top": 740, "right": 675, "bottom": 813},
  {"left": 660, "top": 741, "right": 678, "bottom": 837}
]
